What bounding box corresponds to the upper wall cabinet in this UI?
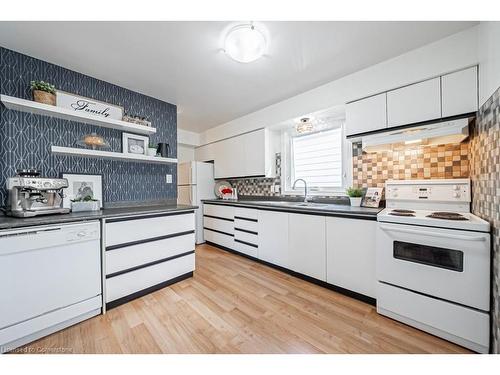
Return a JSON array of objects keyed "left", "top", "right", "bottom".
[
  {"left": 387, "top": 77, "right": 441, "bottom": 127},
  {"left": 441, "top": 66, "right": 478, "bottom": 118},
  {"left": 345, "top": 93, "right": 387, "bottom": 137},
  {"left": 195, "top": 142, "right": 215, "bottom": 162},
  {"left": 208, "top": 128, "right": 277, "bottom": 179}
]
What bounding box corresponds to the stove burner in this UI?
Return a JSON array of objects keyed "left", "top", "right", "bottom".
[
  {"left": 427, "top": 212, "right": 469, "bottom": 221},
  {"left": 389, "top": 209, "right": 416, "bottom": 217}
]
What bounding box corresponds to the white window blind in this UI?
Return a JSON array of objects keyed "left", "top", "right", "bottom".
[{"left": 291, "top": 128, "right": 343, "bottom": 189}]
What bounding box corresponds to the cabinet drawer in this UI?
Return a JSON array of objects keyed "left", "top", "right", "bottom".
[
  {"left": 204, "top": 216, "right": 234, "bottom": 235},
  {"left": 204, "top": 228, "right": 234, "bottom": 249},
  {"left": 203, "top": 204, "right": 234, "bottom": 220},
  {"left": 235, "top": 207, "right": 259, "bottom": 220},
  {"left": 106, "top": 253, "right": 194, "bottom": 303},
  {"left": 234, "top": 229, "right": 258, "bottom": 246},
  {"left": 106, "top": 212, "right": 195, "bottom": 247},
  {"left": 234, "top": 239, "right": 258, "bottom": 258},
  {"left": 234, "top": 217, "right": 258, "bottom": 232},
  {"left": 106, "top": 233, "right": 195, "bottom": 276}
]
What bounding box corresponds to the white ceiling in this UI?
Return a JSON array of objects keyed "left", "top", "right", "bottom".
[{"left": 0, "top": 21, "right": 477, "bottom": 133}]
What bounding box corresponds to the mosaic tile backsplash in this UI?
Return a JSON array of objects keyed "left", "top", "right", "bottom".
[
  {"left": 0, "top": 47, "right": 177, "bottom": 205},
  {"left": 352, "top": 141, "right": 470, "bottom": 188},
  {"left": 470, "top": 87, "right": 500, "bottom": 354}
]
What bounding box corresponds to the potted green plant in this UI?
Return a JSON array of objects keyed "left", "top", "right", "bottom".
[
  {"left": 148, "top": 142, "right": 157, "bottom": 157},
  {"left": 30, "top": 80, "right": 57, "bottom": 106},
  {"left": 70, "top": 195, "right": 100, "bottom": 212},
  {"left": 346, "top": 187, "right": 363, "bottom": 207}
]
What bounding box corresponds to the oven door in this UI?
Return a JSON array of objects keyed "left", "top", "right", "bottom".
[{"left": 376, "top": 222, "right": 490, "bottom": 311}]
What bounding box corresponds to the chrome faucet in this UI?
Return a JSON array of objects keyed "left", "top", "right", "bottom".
[{"left": 292, "top": 178, "right": 309, "bottom": 202}]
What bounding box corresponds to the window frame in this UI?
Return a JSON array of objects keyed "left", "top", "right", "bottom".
[{"left": 281, "top": 120, "right": 352, "bottom": 196}]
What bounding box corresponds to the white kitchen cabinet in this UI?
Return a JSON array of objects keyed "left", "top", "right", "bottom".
[
  {"left": 195, "top": 142, "right": 215, "bottom": 162},
  {"left": 212, "top": 128, "right": 277, "bottom": 179},
  {"left": 326, "top": 217, "right": 376, "bottom": 298},
  {"left": 346, "top": 93, "right": 387, "bottom": 136},
  {"left": 258, "top": 210, "right": 289, "bottom": 268},
  {"left": 387, "top": 77, "right": 441, "bottom": 127},
  {"left": 441, "top": 66, "right": 478, "bottom": 118},
  {"left": 288, "top": 213, "right": 326, "bottom": 281}
]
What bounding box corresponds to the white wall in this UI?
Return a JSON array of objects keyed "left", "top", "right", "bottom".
[
  {"left": 177, "top": 144, "right": 195, "bottom": 162},
  {"left": 199, "top": 25, "right": 480, "bottom": 145},
  {"left": 178, "top": 128, "right": 201, "bottom": 147},
  {"left": 478, "top": 22, "right": 500, "bottom": 106}
]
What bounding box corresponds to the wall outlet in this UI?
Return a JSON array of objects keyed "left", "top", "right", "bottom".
[{"left": 166, "top": 174, "right": 172, "bottom": 184}]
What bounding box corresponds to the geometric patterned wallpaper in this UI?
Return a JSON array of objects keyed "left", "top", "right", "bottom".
[
  {"left": 470, "top": 87, "right": 500, "bottom": 354},
  {"left": 0, "top": 47, "right": 177, "bottom": 206}
]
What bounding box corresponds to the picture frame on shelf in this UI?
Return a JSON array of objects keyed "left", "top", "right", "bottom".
[
  {"left": 61, "top": 173, "right": 103, "bottom": 209},
  {"left": 56, "top": 90, "right": 124, "bottom": 120},
  {"left": 122, "top": 132, "right": 149, "bottom": 156}
]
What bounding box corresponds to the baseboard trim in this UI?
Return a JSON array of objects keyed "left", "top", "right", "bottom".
[
  {"left": 106, "top": 272, "right": 194, "bottom": 310},
  {"left": 205, "top": 241, "right": 376, "bottom": 306}
]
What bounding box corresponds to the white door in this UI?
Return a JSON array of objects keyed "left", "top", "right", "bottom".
[
  {"left": 288, "top": 213, "right": 326, "bottom": 281},
  {"left": 258, "top": 210, "right": 289, "bottom": 268},
  {"left": 326, "top": 217, "right": 377, "bottom": 298},
  {"left": 376, "top": 222, "right": 490, "bottom": 310},
  {"left": 346, "top": 93, "right": 387, "bottom": 136},
  {"left": 177, "top": 162, "right": 194, "bottom": 185},
  {"left": 177, "top": 185, "right": 195, "bottom": 205},
  {"left": 387, "top": 77, "right": 441, "bottom": 127},
  {"left": 441, "top": 66, "right": 478, "bottom": 117}
]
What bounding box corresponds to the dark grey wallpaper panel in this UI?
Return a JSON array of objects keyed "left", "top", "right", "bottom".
[{"left": 0, "top": 47, "right": 177, "bottom": 205}]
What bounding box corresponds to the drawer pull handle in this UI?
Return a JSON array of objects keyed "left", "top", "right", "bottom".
[
  {"left": 106, "top": 230, "right": 195, "bottom": 251},
  {"left": 234, "top": 227, "right": 258, "bottom": 235}
]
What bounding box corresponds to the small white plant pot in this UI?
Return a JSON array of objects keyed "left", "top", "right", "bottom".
[
  {"left": 147, "top": 148, "right": 157, "bottom": 157},
  {"left": 349, "top": 197, "right": 362, "bottom": 207},
  {"left": 71, "top": 200, "right": 100, "bottom": 212}
]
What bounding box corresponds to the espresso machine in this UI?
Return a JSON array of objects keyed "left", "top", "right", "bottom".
[{"left": 5, "top": 169, "right": 70, "bottom": 218}]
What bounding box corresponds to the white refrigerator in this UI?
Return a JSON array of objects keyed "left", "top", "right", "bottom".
[{"left": 177, "top": 161, "right": 215, "bottom": 244}]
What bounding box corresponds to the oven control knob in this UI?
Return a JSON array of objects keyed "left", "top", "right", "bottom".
[
  {"left": 453, "top": 192, "right": 461, "bottom": 198},
  {"left": 453, "top": 185, "right": 461, "bottom": 191}
]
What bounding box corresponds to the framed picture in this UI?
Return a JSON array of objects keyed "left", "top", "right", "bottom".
[
  {"left": 61, "top": 173, "right": 103, "bottom": 209},
  {"left": 122, "top": 132, "right": 149, "bottom": 155},
  {"left": 56, "top": 90, "right": 123, "bottom": 120},
  {"left": 362, "top": 187, "right": 383, "bottom": 208}
]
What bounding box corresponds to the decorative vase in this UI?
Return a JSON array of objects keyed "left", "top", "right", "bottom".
[
  {"left": 33, "top": 90, "right": 56, "bottom": 106},
  {"left": 148, "top": 147, "right": 157, "bottom": 157},
  {"left": 349, "top": 197, "right": 362, "bottom": 207}
]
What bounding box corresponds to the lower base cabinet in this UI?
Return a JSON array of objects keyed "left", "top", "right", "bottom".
[
  {"left": 326, "top": 217, "right": 377, "bottom": 298},
  {"left": 258, "top": 210, "right": 289, "bottom": 268},
  {"left": 288, "top": 213, "right": 327, "bottom": 281},
  {"left": 104, "top": 211, "right": 196, "bottom": 309}
]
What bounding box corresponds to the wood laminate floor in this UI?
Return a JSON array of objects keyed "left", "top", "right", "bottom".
[{"left": 15, "top": 244, "right": 471, "bottom": 354}]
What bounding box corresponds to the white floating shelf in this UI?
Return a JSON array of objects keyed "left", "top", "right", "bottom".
[
  {"left": 51, "top": 146, "right": 177, "bottom": 164},
  {"left": 1, "top": 94, "right": 156, "bottom": 135}
]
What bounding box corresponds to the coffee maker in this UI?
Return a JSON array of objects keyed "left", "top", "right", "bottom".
[{"left": 5, "top": 169, "right": 70, "bottom": 218}]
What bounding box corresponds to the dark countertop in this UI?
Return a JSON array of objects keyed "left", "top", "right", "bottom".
[
  {"left": 0, "top": 204, "right": 198, "bottom": 230},
  {"left": 202, "top": 199, "right": 382, "bottom": 219}
]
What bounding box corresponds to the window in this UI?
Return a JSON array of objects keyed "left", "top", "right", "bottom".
[{"left": 282, "top": 121, "right": 350, "bottom": 195}]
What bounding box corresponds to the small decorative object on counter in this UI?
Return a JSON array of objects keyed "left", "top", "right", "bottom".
[
  {"left": 76, "top": 132, "right": 110, "bottom": 150},
  {"left": 214, "top": 180, "right": 232, "bottom": 198},
  {"left": 156, "top": 142, "right": 170, "bottom": 157},
  {"left": 147, "top": 143, "right": 157, "bottom": 157},
  {"left": 346, "top": 187, "right": 363, "bottom": 207},
  {"left": 122, "top": 132, "right": 149, "bottom": 155},
  {"left": 221, "top": 187, "right": 234, "bottom": 200},
  {"left": 56, "top": 90, "right": 123, "bottom": 120},
  {"left": 70, "top": 195, "right": 100, "bottom": 212},
  {"left": 62, "top": 173, "right": 103, "bottom": 209},
  {"left": 122, "top": 112, "right": 152, "bottom": 127},
  {"left": 362, "top": 187, "right": 383, "bottom": 208},
  {"left": 31, "top": 80, "right": 56, "bottom": 106}
]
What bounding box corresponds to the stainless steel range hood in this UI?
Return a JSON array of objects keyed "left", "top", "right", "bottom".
[{"left": 361, "top": 117, "right": 472, "bottom": 153}]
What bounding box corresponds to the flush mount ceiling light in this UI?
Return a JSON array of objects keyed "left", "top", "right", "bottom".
[
  {"left": 296, "top": 118, "right": 314, "bottom": 134},
  {"left": 224, "top": 23, "right": 267, "bottom": 63}
]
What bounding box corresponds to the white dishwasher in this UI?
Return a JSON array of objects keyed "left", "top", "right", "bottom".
[{"left": 0, "top": 221, "right": 102, "bottom": 353}]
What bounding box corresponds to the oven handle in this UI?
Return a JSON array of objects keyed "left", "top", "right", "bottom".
[{"left": 379, "top": 225, "right": 487, "bottom": 242}]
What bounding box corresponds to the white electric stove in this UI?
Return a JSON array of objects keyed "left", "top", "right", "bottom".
[{"left": 376, "top": 179, "right": 491, "bottom": 353}]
